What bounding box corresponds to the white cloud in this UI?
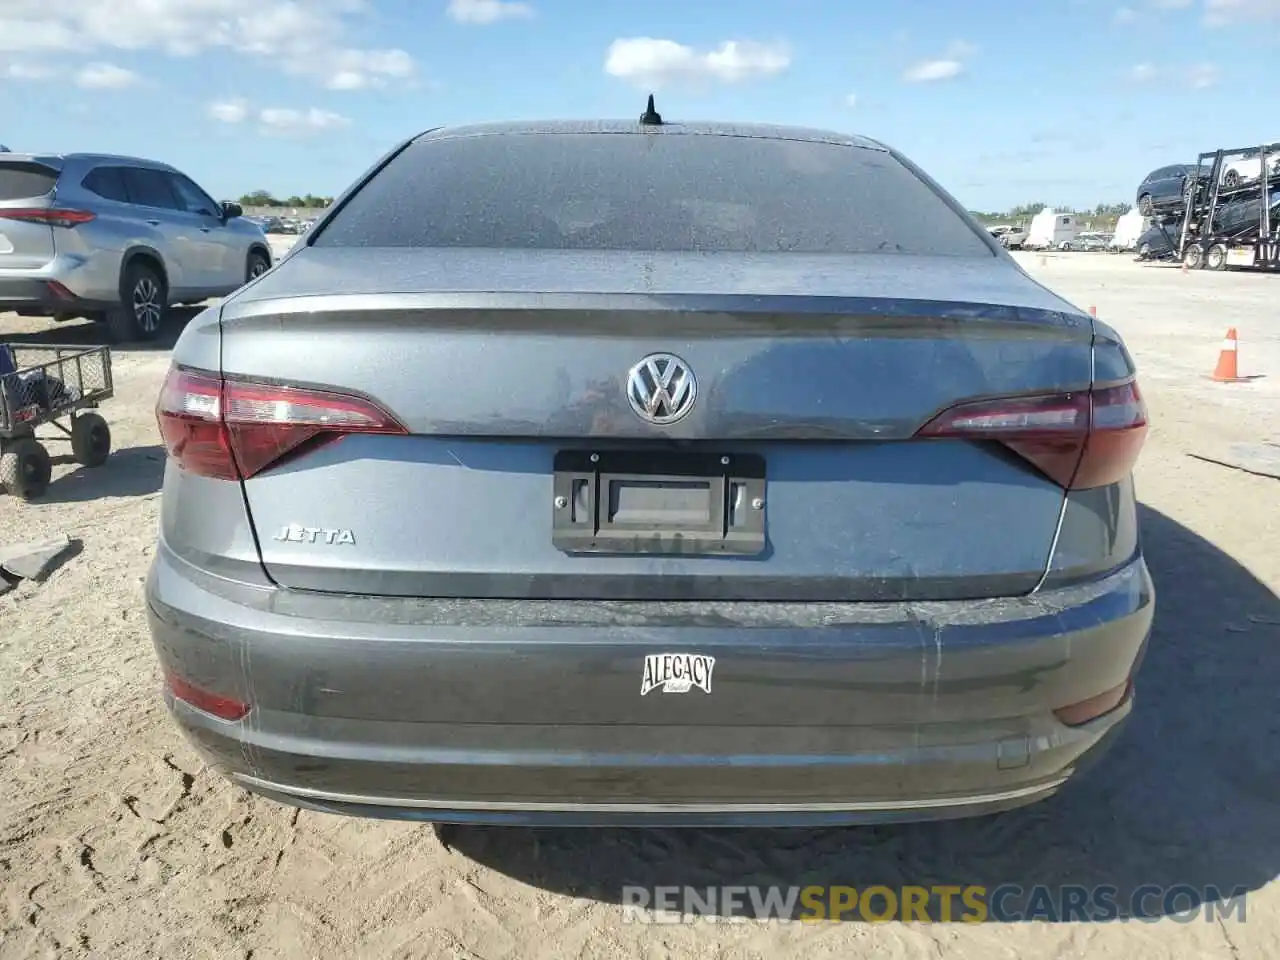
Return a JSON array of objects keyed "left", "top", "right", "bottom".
[
  {"left": 0, "top": 19, "right": 78, "bottom": 51},
  {"left": 208, "top": 98, "right": 250, "bottom": 123},
  {"left": 1205, "top": 0, "right": 1280, "bottom": 23},
  {"left": 604, "top": 37, "right": 790, "bottom": 89},
  {"left": 321, "top": 48, "right": 414, "bottom": 90},
  {"left": 258, "top": 106, "right": 350, "bottom": 137},
  {"left": 903, "top": 39, "right": 975, "bottom": 82},
  {"left": 845, "top": 92, "right": 858, "bottom": 107},
  {"left": 2, "top": 61, "right": 53, "bottom": 80},
  {"left": 0, "top": 1, "right": 416, "bottom": 91},
  {"left": 75, "top": 62, "right": 139, "bottom": 89},
  {"left": 1129, "top": 61, "right": 1157, "bottom": 81},
  {"left": 447, "top": 0, "right": 535, "bottom": 24},
  {"left": 1114, "top": 6, "right": 1138, "bottom": 23},
  {"left": 904, "top": 59, "right": 963, "bottom": 82},
  {"left": 1188, "top": 62, "right": 1219, "bottom": 87},
  {"left": 1150, "top": 0, "right": 1192, "bottom": 8}
]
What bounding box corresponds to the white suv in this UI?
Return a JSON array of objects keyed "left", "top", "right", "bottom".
[
  {"left": 0, "top": 152, "right": 272, "bottom": 341},
  {"left": 987, "top": 224, "right": 1028, "bottom": 249}
]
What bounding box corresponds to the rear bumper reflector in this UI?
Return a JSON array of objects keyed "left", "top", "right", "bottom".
[
  {"left": 1053, "top": 680, "right": 1132, "bottom": 727},
  {"left": 163, "top": 671, "right": 251, "bottom": 722}
]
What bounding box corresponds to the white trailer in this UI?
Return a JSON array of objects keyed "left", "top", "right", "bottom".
[
  {"left": 1110, "top": 209, "right": 1151, "bottom": 251},
  {"left": 1026, "top": 210, "right": 1081, "bottom": 250}
]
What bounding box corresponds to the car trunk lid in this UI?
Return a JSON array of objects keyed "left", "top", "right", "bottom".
[{"left": 209, "top": 248, "right": 1094, "bottom": 603}]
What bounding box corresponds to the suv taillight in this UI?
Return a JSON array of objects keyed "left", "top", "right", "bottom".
[
  {"left": 155, "top": 367, "right": 407, "bottom": 480},
  {"left": 915, "top": 381, "right": 1148, "bottom": 490},
  {"left": 0, "top": 208, "right": 96, "bottom": 228}
]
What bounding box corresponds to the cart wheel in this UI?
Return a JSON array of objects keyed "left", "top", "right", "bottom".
[
  {"left": 71, "top": 412, "right": 112, "bottom": 467},
  {"left": 1206, "top": 244, "right": 1228, "bottom": 271},
  {"left": 0, "top": 437, "right": 52, "bottom": 499},
  {"left": 1183, "top": 245, "right": 1204, "bottom": 270}
]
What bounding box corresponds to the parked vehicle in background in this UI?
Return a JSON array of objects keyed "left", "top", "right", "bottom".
[
  {"left": 1135, "top": 163, "right": 1209, "bottom": 217},
  {"left": 1166, "top": 143, "right": 1280, "bottom": 271},
  {"left": 1070, "top": 232, "right": 1111, "bottom": 252},
  {"left": 148, "top": 112, "right": 1153, "bottom": 828},
  {"left": 0, "top": 153, "right": 272, "bottom": 342},
  {"left": 1210, "top": 191, "right": 1280, "bottom": 236},
  {"left": 987, "top": 224, "right": 1028, "bottom": 249},
  {"left": 1219, "top": 145, "right": 1280, "bottom": 189},
  {"left": 1135, "top": 224, "right": 1175, "bottom": 261},
  {"left": 1025, "top": 209, "right": 1080, "bottom": 250}
]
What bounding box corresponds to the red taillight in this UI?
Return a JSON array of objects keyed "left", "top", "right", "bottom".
[
  {"left": 915, "top": 381, "right": 1148, "bottom": 490},
  {"left": 46, "top": 280, "right": 77, "bottom": 301},
  {"left": 155, "top": 367, "right": 407, "bottom": 480},
  {"left": 164, "top": 671, "right": 251, "bottom": 721},
  {"left": 0, "top": 208, "right": 96, "bottom": 227}
]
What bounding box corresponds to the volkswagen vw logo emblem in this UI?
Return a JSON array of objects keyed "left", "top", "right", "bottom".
[{"left": 626, "top": 353, "right": 697, "bottom": 425}]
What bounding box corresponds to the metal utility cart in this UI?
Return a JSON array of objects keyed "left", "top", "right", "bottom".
[
  {"left": 0, "top": 343, "right": 114, "bottom": 499},
  {"left": 1170, "top": 142, "right": 1280, "bottom": 271}
]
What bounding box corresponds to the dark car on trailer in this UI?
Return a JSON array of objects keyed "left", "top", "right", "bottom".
[
  {"left": 1135, "top": 162, "right": 1210, "bottom": 218},
  {"left": 147, "top": 106, "right": 1154, "bottom": 827}
]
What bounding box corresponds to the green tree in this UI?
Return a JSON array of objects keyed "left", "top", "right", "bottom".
[{"left": 240, "top": 189, "right": 278, "bottom": 207}]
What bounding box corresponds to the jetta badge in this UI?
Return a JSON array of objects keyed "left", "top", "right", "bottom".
[
  {"left": 641, "top": 653, "right": 715, "bottom": 695},
  {"left": 626, "top": 353, "right": 697, "bottom": 425},
  {"left": 274, "top": 524, "right": 356, "bottom": 545}
]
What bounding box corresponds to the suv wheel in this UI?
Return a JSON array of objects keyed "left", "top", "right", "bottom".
[
  {"left": 246, "top": 250, "right": 271, "bottom": 283},
  {"left": 1138, "top": 194, "right": 1153, "bottom": 217},
  {"left": 106, "top": 262, "right": 167, "bottom": 343}
]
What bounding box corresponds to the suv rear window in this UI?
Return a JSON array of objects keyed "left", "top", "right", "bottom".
[
  {"left": 313, "top": 133, "right": 994, "bottom": 256},
  {"left": 0, "top": 162, "right": 58, "bottom": 201}
]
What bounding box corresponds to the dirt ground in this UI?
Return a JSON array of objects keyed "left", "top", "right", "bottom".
[{"left": 2, "top": 249, "right": 1278, "bottom": 959}]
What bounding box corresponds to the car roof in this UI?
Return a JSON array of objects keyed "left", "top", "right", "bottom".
[
  {"left": 0, "top": 152, "right": 178, "bottom": 171},
  {"left": 414, "top": 119, "right": 889, "bottom": 151}
]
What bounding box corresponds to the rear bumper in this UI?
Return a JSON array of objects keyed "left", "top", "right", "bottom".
[
  {"left": 0, "top": 276, "right": 115, "bottom": 316},
  {"left": 146, "top": 543, "right": 1153, "bottom": 827}
]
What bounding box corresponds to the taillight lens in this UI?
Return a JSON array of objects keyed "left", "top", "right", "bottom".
[
  {"left": 0, "top": 208, "right": 96, "bottom": 228},
  {"left": 155, "top": 367, "right": 407, "bottom": 480},
  {"left": 916, "top": 381, "right": 1148, "bottom": 490}
]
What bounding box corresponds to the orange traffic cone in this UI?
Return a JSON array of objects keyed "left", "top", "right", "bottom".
[
  {"left": 1089, "top": 305, "right": 1097, "bottom": 317},
  {"left": 1211, "top": 327, "right": 1249, "bottom": 382}
]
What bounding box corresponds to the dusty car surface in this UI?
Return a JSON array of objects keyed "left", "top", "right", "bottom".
[{"left": 147, "top": 112, "right": 1153, "bottom": 827}]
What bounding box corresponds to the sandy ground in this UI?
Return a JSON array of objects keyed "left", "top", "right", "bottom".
[{"left": 2, "top": 248, "right": 1278, "bottom": 959}]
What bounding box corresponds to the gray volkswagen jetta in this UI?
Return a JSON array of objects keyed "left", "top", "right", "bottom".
[{"left": 147, "top": 111, "right": 1154, "bottom": 827}]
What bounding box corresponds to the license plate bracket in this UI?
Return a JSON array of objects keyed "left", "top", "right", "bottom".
[{"left": 552, "top": 450, "right": 766, "bottom": 556}]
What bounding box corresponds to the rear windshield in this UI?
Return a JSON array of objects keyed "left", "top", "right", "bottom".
[
  {"left": 313, "top": 133, "right": 994, "bottom": 256},
  {"left": 0, "top": 162, "right": 58, "bottom": 202}
]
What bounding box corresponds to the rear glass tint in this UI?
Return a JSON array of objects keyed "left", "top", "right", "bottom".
[
  {"left": 83, "top": 166, "right": 130, "bottom": 203},
  {"left": 0, "top": 162, "right": 58, "bottom": 201},
  {"left": 314, "top": 133, "right": 994, "bottom": 256}
]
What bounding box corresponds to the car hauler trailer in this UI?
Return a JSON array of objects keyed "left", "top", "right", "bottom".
[{"left": 1171, "top": 143, "right": 1280, "bottom": 271}]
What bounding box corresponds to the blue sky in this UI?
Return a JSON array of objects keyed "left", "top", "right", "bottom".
[{"left": 2, "top": 0, "right": 1279, "bottom": 210}]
